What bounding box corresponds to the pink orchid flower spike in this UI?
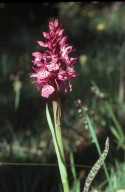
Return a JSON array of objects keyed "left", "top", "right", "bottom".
[{"left": 30, "top": 19, "right": 78, "bottom": 98}]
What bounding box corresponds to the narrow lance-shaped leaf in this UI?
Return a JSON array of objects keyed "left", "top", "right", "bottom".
[{"left": 46, "top": 103, "right": 67, "bottom": 183}]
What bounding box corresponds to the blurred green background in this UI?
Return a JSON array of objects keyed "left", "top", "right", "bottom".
[{"left": 0, "top": 2, "right": 125, "bottom": 192}]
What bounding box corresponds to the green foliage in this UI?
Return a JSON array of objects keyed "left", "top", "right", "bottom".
[
  {"left": 91, "top": 161, "right": 125, "bottom": 192},
  {"left": 105, "top": 161, "right": 125, "bottom": 192}
]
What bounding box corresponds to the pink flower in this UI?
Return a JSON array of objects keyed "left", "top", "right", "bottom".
[
  {"left": 30, "top": 19, "right": 77, "bottom": 98},
  {"left": 42, "top": 84, "right": 55, "bottom": 98}
]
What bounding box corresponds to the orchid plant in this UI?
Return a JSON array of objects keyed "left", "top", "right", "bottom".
[
  {"left": 30, "top": 19, "right": 109, "bottom": 192},
  {"left": 30, "top": 19, "right": 77, "bottom": 192}
]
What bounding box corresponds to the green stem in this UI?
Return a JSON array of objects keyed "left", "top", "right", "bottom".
[
  {"left": 63, "top": 181, "right": 70, "bottom": 192},
  {"left": 52, "top": 92, "right": 70, "bottom": 192},
  {"left": 52, "top": 99, "right": 65, "bottom": 160}
]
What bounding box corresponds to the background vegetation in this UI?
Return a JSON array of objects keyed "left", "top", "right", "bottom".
[{"left": 0, "top": 2, "right": 125, "bottom": 192}]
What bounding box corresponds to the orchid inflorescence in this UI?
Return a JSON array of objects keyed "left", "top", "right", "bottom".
[{"left": 30, "top": 19, "right": 77, "bottom": 98}]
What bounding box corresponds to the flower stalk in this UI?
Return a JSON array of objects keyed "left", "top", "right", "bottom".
[
  {"left": 52, "top": 88, "right": 70, "bottom": 192},
  {"left": 46, "top": 100, "right": 70, "bottom": 192}
]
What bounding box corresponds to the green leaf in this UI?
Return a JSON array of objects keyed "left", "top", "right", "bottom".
[
  {"left": 70, "top": 151, "right": 80, "bottom": 192},
  {"left": 111, "top": 126, "right": 121, "bottom": 141},
  {"left": 46, "top": 103, "right": 67, "bottom": 183}
]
